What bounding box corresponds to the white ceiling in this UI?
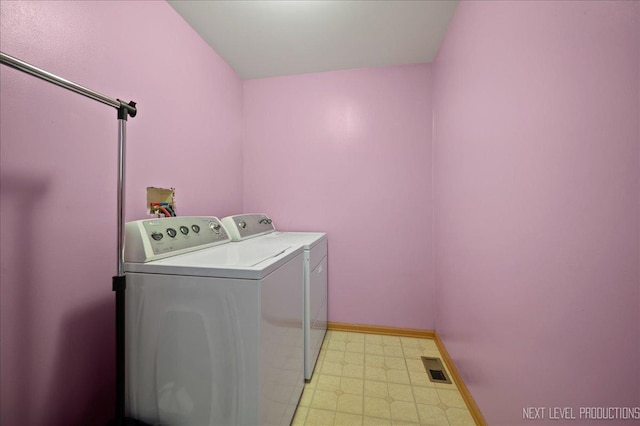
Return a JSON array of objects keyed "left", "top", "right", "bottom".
[{"left": 168, "top": 0, "right": 459, "bottom": 80}]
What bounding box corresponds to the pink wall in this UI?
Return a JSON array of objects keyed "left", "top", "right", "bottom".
[
  {"left": 3, "top": 1, "right": 638, "bottom": 425},
  {"left": 0, "top": 1, "right": 242, "bottom": 425},
  {"left": 243, "top": 65, "right": 433, "bottom": 330},
  {"left": 433, "top": 1, "right": 640, "bottom": 425}
]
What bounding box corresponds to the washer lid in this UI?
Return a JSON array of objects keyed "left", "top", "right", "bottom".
[{"left": 125, "top": 239, "right": 303, "bottom": 280}]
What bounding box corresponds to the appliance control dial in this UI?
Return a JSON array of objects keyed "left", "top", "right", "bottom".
[
  {"left": 191, "top": 224, "right": 200, "bottom": 233},
  {"left": 238, "top": 221, "right": 247, "bottom": 229},
  {"left": 180, "top": 226, "right": 189, "bottom": 235},
  {"left": 209, "top": 221, "right": 221, "bottom": 233},
  {"left": 166, "top": 228, "right": 177, "bottom": 238},
  {"left": 151, "top": 232, "right": 163, "bottom": 241}
]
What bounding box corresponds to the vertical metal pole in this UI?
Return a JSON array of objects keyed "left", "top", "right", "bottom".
[
  {"left": 117, "top": 118, "right": 126, "bottom": 277},
  {"left": 115, "top": 117, "right": 127, "bottom": 424},
  {"left": 111, "top": 101, "right": 141, "bottom": 426},
  {"left": 111, "top": 103, "right": 144, "bottom": 426}
]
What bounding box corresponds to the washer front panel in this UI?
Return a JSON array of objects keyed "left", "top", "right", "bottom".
[{"left": 125, "top": 252, "right": 304, "bottom": 425}]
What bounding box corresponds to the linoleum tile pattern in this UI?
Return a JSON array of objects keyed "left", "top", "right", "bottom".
[{"left": 293, "top": 331, "right": 476, "bottom": 426}]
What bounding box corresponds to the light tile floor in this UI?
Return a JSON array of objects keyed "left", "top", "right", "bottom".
[{"left": 292, "top": 330, "right": 477, "bottom": 426}]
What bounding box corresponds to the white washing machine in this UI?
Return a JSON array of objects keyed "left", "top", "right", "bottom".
[
  {"left": 123, "top": 216, "right": 304, "bottom": 426},
  {"left": 221, "top": 214, "right": 327, "bottom": 381}
]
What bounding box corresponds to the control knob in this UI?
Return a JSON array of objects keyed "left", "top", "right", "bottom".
[
  {"left": 166, "top": 228, "right": 177, "bottom": 238},
  {"left": 208, "top": 221, "right": 222, "bottom": 234}
]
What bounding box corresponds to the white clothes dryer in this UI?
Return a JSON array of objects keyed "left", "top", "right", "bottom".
[
  {"left": 123, "top": 216, "right": 304, "bottom": 426},
  {"left": 221, "top": 214, "right": 327, "bottom": 381}
]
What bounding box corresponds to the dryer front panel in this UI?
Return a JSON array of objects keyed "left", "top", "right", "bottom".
[{"left": 260, "top": 253, "right": 305, "bottom": 426}]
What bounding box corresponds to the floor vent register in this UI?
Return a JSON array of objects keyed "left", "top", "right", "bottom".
[{"left": 421, "top": 356, "right": 452, "bottom": 384}]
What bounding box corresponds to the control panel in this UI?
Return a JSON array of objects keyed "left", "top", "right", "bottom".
[
  {"left": 221, "top": 214, "right": 276, "bottom": 241},
  {"left": 125, "top": 216, "right": 230, "bottom": 263}
]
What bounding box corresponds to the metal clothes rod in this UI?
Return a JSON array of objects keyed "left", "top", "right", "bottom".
[
  {"left": 0, "top": 51, "right": 137, "bottom": 274},
  {"left": 0, "top": 52, "right": 136, "bottom": 116}
]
